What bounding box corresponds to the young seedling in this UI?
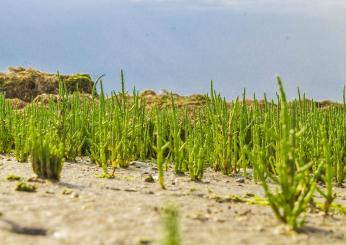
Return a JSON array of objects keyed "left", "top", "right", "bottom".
[
  {"left": 254, "top": 77, "right": 323, "bottom": 230},
  {"left": 30, "top": 130, "right": 64, "bottom": 181},
  {"left": 316, "top": 121, "right": 336, "bottom": 215},
  {"left": 154, "top": 108, "right": 170, "bottom": 189}
]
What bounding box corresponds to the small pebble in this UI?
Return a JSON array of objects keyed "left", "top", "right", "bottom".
[
  {"left": 245, "top": 193, "right": 255, "bottom": 197},
  {"left": 214, "top": 217, "right": 226, "bottom": 223},
  {"left": 70, "top": 193, "right": 79, "bottom": 198},
  {"left": 53, "top": 230, "right": 69, "bottom": 239},
  {"left": 235, "top": 177, "right": 245, "bottom": 183},
  {"left": 272, "top": 224, "right": 290, "bottom": 235},
  {"left": 254, "top": 225, "right": 265, "bottom": 232},
  {"left": 27, "top": 177, "right": 46, "bottom": 183},
  {"left": 136, "top": 237, "right": 152, "bottom": 245},
  {"left": 144, "top": 174, "right": 155, "bottom": 183},
  {"left": 188, "top": 213, "right": 209, "bottom": 222},
  {"left": 62, "top": 189, "right": 73, "bottom": 195}
]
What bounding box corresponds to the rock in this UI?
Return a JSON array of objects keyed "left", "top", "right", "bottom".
[
  {"left": 235, "top": 177, "right": 245, "bottom": 183},
  {"left": 214, "top": 217, "right": 226, "bottom": 223},
  {"left": 209, "top": 194, "right": 246, "bottom": 203},
  {"left": 188, "top": 213, "right": 209, "bottom": 222},
  {"left": 27, "top": 177, "right": 46, "bottom": 183},
  {"left": 203, "top": 179, "right": 210, "bottom": 184},
  {"left": 53, "top": 230, "right": 69, "bottom": 239},
  {"left": 254, "top": 225, "right": 265, "bottom": 232},
  {"left": 82, "top": 204, "right": 94, "bottom": 210},
  {"left": 140, "top": 90, "right": 157, "bottom": 97},
  {"left": 144, "top": 174, "right": 155, "bottom": 183},
  {"left": 193, "top": 193, "right": 205, "bottom": 198},
  {"left": 272, "top": 224, "right": 290, "bottom": 235},
  {"left": 70, "top": 193, "right": 79, "bottom": 198},
  {"left": 244, "top": 192, "right": 255, "bottom": 197},
  {"left": 132, "top": 161, "right": 149, "bottom": 168},
  {"left": 238, "top": 210, "right": 251, "bottom": 216},
  {"left": 62, "top": 189, "right": 73, "bottom": 195},
  {"left": 158, "top": 89, "right": 170, "bottom": 96},
  {"left": 136, "top": 237, "right": 153, "bottom": 245}
]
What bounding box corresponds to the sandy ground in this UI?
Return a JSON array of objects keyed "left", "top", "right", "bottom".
[{"left": 0, "top": 155, "right": 345, "bottom": 245}]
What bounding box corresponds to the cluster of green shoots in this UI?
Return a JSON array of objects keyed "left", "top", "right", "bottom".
[
  {"left": 0, "top": 72, "right": 345, "bottom": 230},
  {"left": 0, "top": 79, "right": 69, "bottom": 181}
]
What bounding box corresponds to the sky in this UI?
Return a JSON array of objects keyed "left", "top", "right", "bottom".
[{"left": 0, "top": 0, "right": 345, "bottom": 100}]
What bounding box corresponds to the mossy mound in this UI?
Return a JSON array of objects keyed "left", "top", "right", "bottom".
[
  {"left": 15, "top": 182, "right": 37, "bottom": 192},
  {"left": 0, "top": 67, "right": 94, "bottom": 102},
  {"left": 140, "top": 90, "right": 156, "bottom": 97},
  {"left": 32, "top": 94, "right": 60, "bottom": 106},
  {"left": 6, "top": 98, "right": 27, "bottom": 110},
  {"left": 139, "top": 91, "right": 208, "bottom": 110}
]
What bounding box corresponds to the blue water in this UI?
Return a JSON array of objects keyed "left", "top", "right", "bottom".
[{"left": 1, "top": 0, "right": 345, "bottom": 101}]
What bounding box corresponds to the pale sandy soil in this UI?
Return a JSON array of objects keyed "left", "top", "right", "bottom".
[{"left": 0, "top": 155, "right": 345, "bottom": 245}]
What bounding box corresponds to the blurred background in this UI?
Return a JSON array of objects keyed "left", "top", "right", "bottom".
[{"left": 0, "top": 0, "right": 345, "bottom": 100}]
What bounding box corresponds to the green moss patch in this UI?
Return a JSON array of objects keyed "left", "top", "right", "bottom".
[
  {"left": 15, "top": 182, "right": 37, "bottom": 192},
  {"left": 6, "top": 174, "right": 21, "bottom": 181}
]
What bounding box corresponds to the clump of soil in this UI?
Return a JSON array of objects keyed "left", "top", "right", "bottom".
[{"left": 0, "top": 67, "right": 94, "bottom": 102}]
